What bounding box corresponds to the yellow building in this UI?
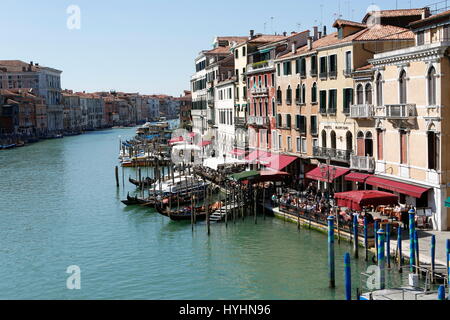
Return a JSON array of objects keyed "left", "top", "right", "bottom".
[{"left": 364, "top": 9, "right": 450, "bottom": 230}]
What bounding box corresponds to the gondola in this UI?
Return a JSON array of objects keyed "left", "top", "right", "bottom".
[
  {"left": 129, "top": 177, "right": 156, "bottom": 188},
  {"left": 155, "top": 202, "right": 222, "bottom": 222},
  {"left": 121, "top": 193, "right": 150, "bottom": 206}
]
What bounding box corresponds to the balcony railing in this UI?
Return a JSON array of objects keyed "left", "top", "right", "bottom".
[
  {"left": 313, "top": 146, "right": 351, "bottom": 163},
  {"left": 319, "top": 71, "right": 328, "bottom": 79},
  {"left": 234, "top": 117, "right": 246, "bottom": 127},
  {"left": 350, "top": 104, "right": 374, "bottom": 119},
  {"left": 300, "top": 70, "right": 307, "bottom": 78},
  {"left": 250, "top": 87, "right": 269, "bottom": 97},
  {"left": 247, "top": 60, "right": 275, "bottom": 73},
  {"left": 329, "top": 70, "right": 338, "bottom": 78},
  {"left": 310, "top": 69, "right": 318, "bottom": 77},
  {"left": 376, "top": 104, "right": 417, "bottom": 119},
  {"left": 247, "top": 116, "right": 269, "bottom": 127},
  {"left": 327, "top": 108, "right": 337, "bottom": 115},
  {"left": 350, "top": 155, "right": 375, "bottom": 172}
]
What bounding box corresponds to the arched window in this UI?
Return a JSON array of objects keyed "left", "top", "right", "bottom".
[
  {"left": 357, "top": 131, "right": 365, "bottom": 156},
  {"left": 357, "top": 84, "right": 364, "bottom": 104},
  {"left": 365, "top": 132, "right": 373, "bottom": 157},
  {"left": 277, "top": 114, "right": 282, "bottom": 127},
  {"left": 286, "top": 86, "right": 292, "bottom": 104},
  {"left": 427, "top": 67, "right": 436, "bottom": 106},
  {"left": 295, "top": 85, "right": 300, "bottom": 104},
  {"left": 277, "top": 87, "right": 282, "bottom": 104},
  {"left": 272, "top": 98, "right": 276, "bottom": 116},
  {"left": 286, "top": 114, "right": 291, "bottom": 128},
  {"left": 321, "top": 130, "right": 327, "bottom": 148},
  {"left": 301, "top": 84, "right": 306, "bottom": 104},
  {"left": 330, "top": 131, "right": 337, "bottom": 150},
  {"left": 365, "top": 83, "right": 373, "bottom": 105},
  {"left": 346, "top": 132, "right": 353, "bottom": 152},
  {"left": 311, "top": 82, "right": 317, "bottom": 103},
  {"left": 399, "top": 70, "right": 407, "bottom": 104},
  {"left": 376, "top": 74, "right": 383, "bottom": 106}
]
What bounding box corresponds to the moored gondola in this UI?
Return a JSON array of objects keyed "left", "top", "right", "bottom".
[
  {"left": 129, "top": 177, "right": 156, "bottom": 188},
  {"left": 155, "top": 201, "right": 222, "bottom": 221},
  {"left": 121, "top": 193, "right": 150, "bottom": 206}
]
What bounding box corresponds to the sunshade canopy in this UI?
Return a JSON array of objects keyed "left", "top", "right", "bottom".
[
  {"left": 229, "top": 170, "right": 260, "bottom": 182},
  {"left": 335, "top": 190, "right": 399, "bottom": 211}
]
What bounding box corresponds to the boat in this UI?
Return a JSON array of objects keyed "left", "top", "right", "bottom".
[
  {"left": 1, "top": 144, "right": 16, "bottom": 150},
  {"left": 155, "top": 202, "right": 222, "bottom": 221},
  {"left": 121, "top": 193, "right": 151, "bottom": 206},
  {"left": 148, "top": 176, "right": 210, "bottom": 195},
  {"left": 129, "top": 177, "right": 156, "bottom": 188}
]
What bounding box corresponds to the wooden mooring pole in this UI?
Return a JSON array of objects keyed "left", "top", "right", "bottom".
[
  {"left": 115, "top": 166, "right": 119, "bottom": 187},
  {"left": 327, "top": 215, "right": 335, "bottom": 289}
]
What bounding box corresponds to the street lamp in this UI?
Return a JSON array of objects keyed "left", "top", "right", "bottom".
[{"left": 319, "top": 157, "right": 337, "bottom": 201}]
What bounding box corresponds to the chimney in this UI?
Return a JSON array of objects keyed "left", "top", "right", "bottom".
[
  {"left": 307, "top": 37, "right": 313, "bottom": 50},
  {"left": 292, "top": 41, "right": 297, "bottom": 53},
  {"left": 323, "top": 26, "right": 327, "bottom": 36},
  {"left": 283, "top": 31, "right": 287, "bottom": 36},
  {"left": 313, "top": 26, "right": 319, "bottom": 40},
  {"left": 291, "top": 31, "right": 296, "bottom": 35},
  {"left": 249, "top": 29, "right": 255, "bottom": 39},
  {"left": 30, "top": 61, "right": 33, "bottom": 66},
  {"left": 318, "top": 31, "right": 322, "bottom": 39}
]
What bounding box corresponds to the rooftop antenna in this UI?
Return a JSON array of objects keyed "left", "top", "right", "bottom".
[
  {"left": 296, "top": 22, "right": 302, "bottom": 31},
  {"left": 270, "top": 17, "right": 274, "bottom": 34},
  {"left": 264, "top": 22, "right": 267, "bottom": 34}
]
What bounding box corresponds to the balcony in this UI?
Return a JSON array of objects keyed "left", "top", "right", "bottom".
[
  {"left": 234, "top": 117, "right": 246, "bottom": 127},
  {"left": 375, "top": 104, "right": 417, "bottom": 119},
  {"left": 250, "top": 87, "right": 269, "bottom": 97},
  {"left": 247, "top": 116, "right": 269, "bottom": 127},
  {"left": 310, "top": 69, "right": 318, "bottom": 77},
  {"left": 300, "top": 70, "right": 307, "bottom": 78},
  {"left": 247, "top": 60, "right": 275, "bottom": 74},
  {"left": 350, "top": 155, "right": 375, "bottom": 172},
  {"left": 350, "top": 104, "right": 374, "bottom": 119},
  {"left": 327, "top": 108, "right": 337, "bottom": 115},
  {"left": 319, "top": 71, "right": 328, "bottom": 79},
  {"left": 329, "top": 70, "right": 338, "bottom": 78},
  {"left": 313, "top": 147, "right": 351, "bottom": 163}
]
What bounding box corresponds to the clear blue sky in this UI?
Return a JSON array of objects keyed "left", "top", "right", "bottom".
[{"left": 0, "top": 0, "right": 434, "bottom": 96}]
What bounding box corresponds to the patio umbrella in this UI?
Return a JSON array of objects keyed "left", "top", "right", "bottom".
[{"left": 334, "top": 190, "right": 399, "bottom": 211}]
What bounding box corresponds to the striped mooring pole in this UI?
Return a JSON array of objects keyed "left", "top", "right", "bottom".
[
  {"left": 438, "top": 285, "right": 445, "bottom": 300},
  {"left": 378, "top": 229, "right": 386, "bottom": 290},
  {"left": 386, "top": 223, "right": 391, "bottom": 268},
  {"left": 431, "top": 235, "right": 436, "bottom": 283},
  {"left": 364, "top": 216, "right": 368, "bottom": 262},
  {"left": 409, "top": 209, "right": 416, "bottom": 273},
  {"left": 344, "top": 253, "right": 351, "bottom": 301},
  {"left": 353, "top": 214, "right": 359, "bottom": 258},
  {"left": 327, "top": 215, "right": 335, "bottom": 289},
  {"left": 397, "top": 225, "right": 403, "bottom": 273},
  {"left": 374, "top": 220, "right": 379, "bottom": 263}
]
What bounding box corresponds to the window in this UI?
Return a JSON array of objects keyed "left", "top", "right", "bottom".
[
  {"left": 310, "top": 116, "right": 318, "bottom": 135},
  {"left": 356, "top": 84, "right": 364, "bottom": 104},
  {"left": 399, "top": 70, "right": 407, "bottom": 104},
  {"left": 286, "top": 86, "right": 292, "bottom": 104},
  {"left": 427, "top": 131, "right": 439, "bottom": 170},
  {"left": 319, "top": 90, "right": 327, "bottom": 113},
  {"left": 377, "top": 129, "right": 383, "bottom": 160},
  {"left": 444, "top": 25, "right": 450, "bottom": 41},
  {"left": 272, "top": 99, "right": 276, "bottom": 116},
  {"left": 311, "top": 83, "right": 317, "bottom": 103},
  {"left": 277, "top": 64, "right": 281, "bottom": 76},
  {"left": 287, "top": 136, "right": 292, "bottom": 151},
  {"left": 427, "top": 67, "right": 436, "bottom": 105},
  {"left": 365, "top": 84, "right": 373, "bottom": 105},
  {"left": 277, "top": 114, "right": 282, "bottom": 127},
  {"left": 277, "top": 87, "right": 282, "bottom": 104},
  {"left": 417, "top": 31, "right": 425, "bottom": 45},
  {"left": 296, "top": 137, "right": 301, "bottom": 153},
  {"left": 295, "top": 85, "right": 300, "bottom": 104},
  {"left": 400, "top": 130, "right": 408, "bottom": 164},
  {"left": 311, "top": 56, "right": 318, "bottom": 75},
  {"left": 320, "top": 57, "right": 327, "bottom": 77},
  {"left": 321, "top": 130, "right": 327, "bottom": 148},
  {"left": 329, "top": 55, "right": 337, "bottom": 77},
  {"left": 283, "top": 61, "right": 292, "bottom": 75},
  {"left": 242, "top": 46, "right": 246, "bottom": 56},
  {"left": 345, "top": 51, "right": 352, "bottom": 73},
  {"left": 301, "top": 84, "right": 306, "bottom": 104},
  {"left": 235, "top": 50, "right": 239, "bottom": 59},
  {"left": 301, "top": 137, "right": 307, "bottom": 153},
  {"left": 328, "top": 89, "right": 337, "bottom": 113},
  {"left": 278, "top": 134, "right": 282, "bottom": 151},
  {"left": 312, "top": 138, "right": 318, "bottom": 149},
  {"left": 295, "top": 115, "right": 301, "bottom": 129},
  {"left": 286, "top": 114, "right": 291, "bottom": 128},
  {"left": 299, "top": 58, "right": 306, "bottom": 77},
  {"left": 299, "top": 116, "right": 307, "bottom": 134},
  {"left": 264, "top": 75, "right": 268, "bottom": 87},
  {"left": 343, "top": 88, "right": 353, "bottom": 114},
  {"left": 376, "top": 74, "right": 383, "bottom": 106},
  {"left": 271, "top": 73, "right": 275, "bottom": 87}
]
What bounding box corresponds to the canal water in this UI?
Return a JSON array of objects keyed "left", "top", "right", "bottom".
[{"left": 0, "top": 127, "right": 406, "bottom": 300}]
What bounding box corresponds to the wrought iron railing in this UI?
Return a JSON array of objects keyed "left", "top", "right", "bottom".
[
  {"left": 350, "top": 104, "right": 375, "bottom": 119},
  {"left": 350, "top": 155, "right": 375, "bottom": 172},
  {"left": 313, "top": 146, "right": 351, "bottom": 162}
]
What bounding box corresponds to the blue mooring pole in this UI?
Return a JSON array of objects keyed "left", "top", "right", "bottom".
[
  {"left": 344, "top": 253, "right": 351, "bottom": 301},
  {"left": 353, "top": 214, "right": 359, "bottom": 258},
  {"left": 447, "top": 240, "right": 449, "bottom": 282},
  {"left": 398, "top": 225, "right": 403, "bottom": 273},
  {"left": 328, "top": 215, "right": 335, "bottom": 289},
  {"left": 438, "top": 285, "right": 445, "bottom": 300},
  {"left": 409, "top": 209, "right": 416, "bottom": 273},
  {"left": 374, "top": 220, "right": 379, "bottom": 263},
  {"left": 431, "top": 235, "right": 436, "bottom": 283},
  {"left": 364, "top": 216, "right": 368, "bottom": 262},
  {"left": 386, "top": 223, "right": 391, "bottom": 268},
  {"left": 378, "top": 229, "right": 386, "bottom": 290},
  {"left": 415, "top": 230, "right": 420, "bottom": 274}
]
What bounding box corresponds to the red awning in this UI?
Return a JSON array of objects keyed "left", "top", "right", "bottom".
[
  {"left": 266, "top": 154, "right": 297, "bottom": 171},
  {"left": 365, "top": 176, "right": 430, "bottom": 199},
  {"left": 345, "top": 172, "right": 372, "bottom": 183},
  {"left": 260, "top": 170, "right": 290, "bottom": 177},
  {"left": 245, "top": 150, "right": 270, "bottom": 162},
  {"left": 335, "top": 191, "right": 399, "bottom": 211},
  {"left": 306, "top": 165, "right": 350, "bottom": 182},
  {"left": 169, "top": 136, "right": 184, "bottom": 145},
  {"left": 255, "top": 170, "right": 290, "bottom": 182},
  {"left": 188, "top": 132, "right": 196, "bottom": 138},
  {"left": 229, "top": 148, "right": 246, "bottom": 156},
  {"left": 198, "top": 140, "right": 212, "bottom": 147}
]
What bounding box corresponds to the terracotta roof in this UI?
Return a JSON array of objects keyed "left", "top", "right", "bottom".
[
  {"left": 278, "top": 24, "right": 413, "bottom": 59},
  {"left": 206, "top": 46, "right": 232, "bottom": 54},
  {"left": 333, "top": 19, "right": 366, "bottom": 28},
  {"left": 362, "top": 8, "right": 428, "bottom": 23},
  {"left": 217, "top": 36, "right": 248, "bottom": 43},
  {"left": 409, "top": 9, "right": 450, "bottom": 28},
  {"left": 0, "top": 60, "right": 40, "bottom": 72},
  {"left": 248, "top": 34, "right": 288, "bottom": 43}
]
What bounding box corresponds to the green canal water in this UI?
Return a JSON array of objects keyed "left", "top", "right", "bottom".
[{"left": 0, "top": 127, "right": 406, "bottom": 300}]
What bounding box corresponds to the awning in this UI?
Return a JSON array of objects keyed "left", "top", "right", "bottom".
[
  {"left": 188, "top": 132, "right": 196, "bottom": 138},
  {"left": 306, "top": 165, "right": 350, "bottom": 183},
  {"left": 245, "top": 150, "right": 270, "bottom": 162},
  {"left": 445, "top": 197, "right": 450, "bottom": 208},
  {"left": 265, "top": 154, "right": 297, "bottom": 171},
  {"left": 229, "top": 170, "right": 260, "bottom": 182},
  {"left": 198, "top": 140, "right": 212, "bottom": 147},
  {"left": 229, "top": 148, "right": 246, "bottom": 157},
  {"left": 365, "top": 176, "right": 430, "bottom": 199},
  {"left": 345, "top": 172, "right": 372, "bottom": 183},
  {"left": 168, "top": 136, "right": 184, "bottom": 145},
  {"left": 335, "top": 191, "right": 399, "bottom": 211},
  {"left": 255, "top": 170, "right": 290, "bottom": 182}
]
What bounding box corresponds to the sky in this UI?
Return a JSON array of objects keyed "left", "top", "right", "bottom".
[{"left": 0, "top": 0, "right": 438, "bottom": 96}]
